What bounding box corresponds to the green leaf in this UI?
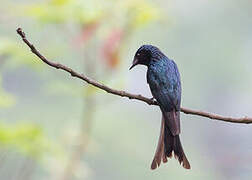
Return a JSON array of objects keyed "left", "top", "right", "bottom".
[
  {"left": 120, "top": 0, "right": 161, "bottom": 29},
  {"left": 0, "top": 122, "right": 63, "bottom": 159},
  {"left": 0, "top": 37, "right": 41, "bottom": 68}
]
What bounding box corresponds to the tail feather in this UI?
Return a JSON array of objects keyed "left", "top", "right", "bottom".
[
  {"left": 151, "top": 113, "right": 190, "bottom": 170},
  {"left": 151, "top": 117, "right": 166, "bottom": 170},
  {"left": 164, "top": 124, "right": 190, "bottom": 169},
  {"left": 164, "top": 124, "right": 174, "bottom": 158}
]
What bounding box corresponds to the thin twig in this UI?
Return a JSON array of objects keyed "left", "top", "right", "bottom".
[{"left": 16, "top": 27, "right": 252, "bottom": 124}]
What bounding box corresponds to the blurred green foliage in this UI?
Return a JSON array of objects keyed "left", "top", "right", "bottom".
[
  {"left": 22, "top": 0, "right": 160, "bottom": 27},
  {"left": 0, "top": 38, "right": 40, "bottom": 68},
  {"left": 0, "top": 123, "right": 52, "bottom": 158}
]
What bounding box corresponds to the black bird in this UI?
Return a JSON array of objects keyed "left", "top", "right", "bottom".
[{"left": 129, "top": 45, "right": 190, "bottom": 169}]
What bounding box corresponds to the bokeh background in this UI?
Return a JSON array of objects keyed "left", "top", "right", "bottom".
[{"left": 1, "top": 0, "right": 252, "bottom": 179}]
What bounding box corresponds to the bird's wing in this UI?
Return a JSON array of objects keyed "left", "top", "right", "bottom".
[
  {"left": 168, "top": 60, "right": 182, "bottom": 110},
  {"left": 148, "top": 60, "right": 181, "bottom": 111},
  {"left": 148, "top": 59, "right": 181, "bottom": 135}
]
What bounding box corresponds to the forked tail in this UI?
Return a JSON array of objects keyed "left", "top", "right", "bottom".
[
  {"left": 151, "top": 116, "right": 190, "bottom": 169},
  {"left": 164, "top": 124, "right": 190, "bottom": 169}
]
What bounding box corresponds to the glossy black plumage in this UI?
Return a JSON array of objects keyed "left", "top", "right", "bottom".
[{"left": 130, "top": 45, "right": 190, "bottom": 169}]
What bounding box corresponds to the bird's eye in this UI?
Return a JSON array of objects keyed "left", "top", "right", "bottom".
[{"left": 137, "top": 53, "right": 140, "bottom": 56}]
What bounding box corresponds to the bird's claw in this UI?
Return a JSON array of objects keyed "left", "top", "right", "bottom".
[{"left": 150, "top": 97, "right": 156, "bottom": 103}]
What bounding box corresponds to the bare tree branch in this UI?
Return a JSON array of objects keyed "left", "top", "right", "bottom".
[{"left": 16, "top": 27, "right": 252, "bottom": 124}]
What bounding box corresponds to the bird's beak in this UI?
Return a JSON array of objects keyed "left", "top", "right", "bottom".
[{"left": 129, "top": 57, "right": 138, "bottom": 70}]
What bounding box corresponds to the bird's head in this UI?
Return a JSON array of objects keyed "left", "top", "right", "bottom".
[{"left": 129, "top": 45, "right": 163, "bottom": 70}]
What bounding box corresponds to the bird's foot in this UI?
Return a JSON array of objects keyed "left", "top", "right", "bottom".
[
  {"left": 150, "top": 97, "right": 154, "bottom": 100},
  {"left": 150, "top": 97, "right": 156, "bottom": 103}
]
